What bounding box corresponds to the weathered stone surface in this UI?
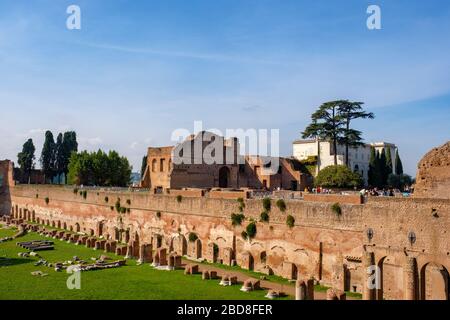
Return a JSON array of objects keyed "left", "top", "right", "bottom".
[{"left": 414, "top": 141, "right": 450, "bottom": 199}]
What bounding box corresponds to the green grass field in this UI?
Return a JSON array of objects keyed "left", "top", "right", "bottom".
[{"left": 0, "top": 225, "right": 290, "bottom": 300}]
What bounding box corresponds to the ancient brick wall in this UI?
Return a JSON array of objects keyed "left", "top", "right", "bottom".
[
  {"left": 414, "top": 141, "right": 450, "bottom": 199},
  {"left": 8, "top": 184, "right": 450, "bottom": 299},
  {"left": 0, "top": 160, "right": 13, "bottom": 215}
]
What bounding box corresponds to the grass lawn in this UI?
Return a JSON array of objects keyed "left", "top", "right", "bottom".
[{"left": 0, "top": 225, "right": 291, "bottom": 300}]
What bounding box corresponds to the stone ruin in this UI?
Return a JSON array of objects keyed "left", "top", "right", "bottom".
[
  {"left": 219, "top": 274, "right": 237, "bottom": 286},
  {"left": 414, "top": 141, "right": 450, "bottom": 199},
  {"left": 326, "top": 288, "right": 346, "bottom": 300},
  {"left": 240, "top": 278, "right": 261, "bottom": 292},
  {"left": 17, "top": 240, "right": 54, "bottom": 251}
]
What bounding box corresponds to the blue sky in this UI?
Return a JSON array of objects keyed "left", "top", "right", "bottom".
[{"left": 0, "top": 0, "right": 449, "bottom": 175}]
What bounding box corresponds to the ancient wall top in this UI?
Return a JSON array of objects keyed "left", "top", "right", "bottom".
[{"left": 414, "top": 141, "right": 450, "bottom": 199}]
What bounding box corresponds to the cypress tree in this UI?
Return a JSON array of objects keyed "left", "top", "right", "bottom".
[
  {"left": 395, "top": 150, "right": 403, "bottom": 175},
  {"left": 40, "top": 131, "right": 56, "bottom": 183},
  {"left": 140, "top": 155, "right": 148, "bottom": 177},
  {"left": 368, "top": 147, "right": 377, "bottom": 187},
  {"left": 385, "top": 147, "right": 393, "bottom": 176},
  {"left": 17, "top": 139, "right": 36, "bottom": 183},
  {"left": 379, "top": 148, "right": 387, "bottom": 186}
]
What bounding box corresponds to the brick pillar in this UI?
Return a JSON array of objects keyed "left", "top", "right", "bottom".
[
  {"left": 403, "top": 257, "right": 417, "bottom": 300},
  {"left": 362, "top": 251, "right": 376, "bottom": 300}
]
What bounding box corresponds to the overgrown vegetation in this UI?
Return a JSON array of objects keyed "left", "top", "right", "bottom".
[
  {"left": 331, "top": 203, "right": 342, "bottom": 216},
  {"left": 231, "top": 213, "right": 245, "bottom": 226},
  {"left": 262, "top": 197, "right": 271, "bottom": 211},
  {"left": 245, "top": 222, "right": 257, "bottom": 239},
  {"left": 237, "top": 197, "right": 245, "bottom": 212},
  {"left": 260, "top": 211, "right": 269, "bottom": 223},
  {"left": 286, "top": 215, "right": 295, "bottom": 228},
  {"left": 188, "top": 232, "right": 198, "bottom": 242},
  {"left": 276, "top": 199, "right": 286, "bottom": 212}
]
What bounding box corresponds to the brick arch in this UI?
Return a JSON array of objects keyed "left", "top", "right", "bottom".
[
  {"left": 420, "top": 262, "right": 449, "bottom": 300},
  {"left": 170, "top": 234, "right": 187, "bottom": 256},
  {"left": 376, "top": 255, "right": 405, "bottom": 300}
]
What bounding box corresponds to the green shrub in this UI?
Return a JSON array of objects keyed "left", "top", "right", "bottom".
[
  {"left": 260, "top": 211, "right": 269, "bottom": 223},
  {"left": 246, "top": 222, "right": 257, "bottom": 239},
  {"left": 231, "top": 213, "right": 245, "bottom": 226},
  {"left": 241, "top": 231, "right": 248, "bottom": 240},
  {"left": 237, "top": 197, "right": 245, "bottom": 212},
  {"left": 120, "top": 207, "right": 127, "bottom": 214},
  {"left": 315, "top": 165, "right": 363, "bottom": 188},
  {"left": 286, "top": 215, "right": 295, "bottom": 228},
  {"left": 262, "top": 197, "right": 271, "bottom": 211},
  {"left": 104, "top": 196, "right": 109, "bottom": 203},
  {"left": 276, "top": 199, "right": 286, "bottom": 212},
  {"left": 176, "top": 195, "right": 182, "bottom": 203},
  {"left": 188, "top": 232, "right": 198, "bottom": 242},
  {"left": 331, "top": 203, "right": 342, "bottom": 216}
]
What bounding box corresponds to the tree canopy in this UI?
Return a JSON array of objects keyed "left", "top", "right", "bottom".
[
  {"left": 67, "top": 150, "right": 132, "bottom": 187},
  {"left": 40, "top": 131, "right": 56, "bottom": 182},
  {"left": 302, "top": 100, "right": 374, "bottom": 167},
  {"left": 314, "top": 165, "right": 363, "bottom": 188},
  {"left": 17, "top": 138, "right": 36, "bottom": 181}
]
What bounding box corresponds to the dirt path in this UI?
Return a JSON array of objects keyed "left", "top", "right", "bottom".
[{"left": 180, "top": 259, "right": 349, "bottom": 300}]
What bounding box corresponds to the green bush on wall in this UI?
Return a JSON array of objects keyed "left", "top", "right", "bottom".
[
  {"left": 262, "top": 197, "right": 271, "bottom": 211},
  {"left": 331, "top": 203, "right": 342, "bottom": 216},
  {"left": 246, "top": 222, "right": 257, "bottom": 239},
  {"left": 260, "top": 211, "right": 269, "bottom": 223},
  {"left": 237, "top": 197, "right": 245, "bottom": 212},
  {"left": 276, "top": 199, "right": 286, "bottom": 212},
  {"left": 231, "top": 213, "right": 245, "bottom": 226},
  {"left": 188, "top": 232, "right": 198, "bottom": 242},
  {"left": 286, "top": 215, "right": 295, "bottom": 228}
]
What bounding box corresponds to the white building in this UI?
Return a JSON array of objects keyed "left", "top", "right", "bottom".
[{"left": 292, "top": 139, "right": 398, "bottom": 184}]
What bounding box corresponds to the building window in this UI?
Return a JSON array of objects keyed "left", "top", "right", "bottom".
[
  {"left": 152, "top": 159, "right": 157, "bottom": 172},
  {"left": 160, "top": 158, "right": 165, "bottom": 172}
]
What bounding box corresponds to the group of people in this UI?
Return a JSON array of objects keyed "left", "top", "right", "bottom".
[
  {"left": 360, "top": 187, "right": 412, "bottom": 197},
  {"left": 304, "top": 186, "right": 333, "bottom": 194}
]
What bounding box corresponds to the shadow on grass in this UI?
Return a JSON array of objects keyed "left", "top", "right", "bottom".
[{"left": 0, "top": 257, "right": 32, "bottom": 267}]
